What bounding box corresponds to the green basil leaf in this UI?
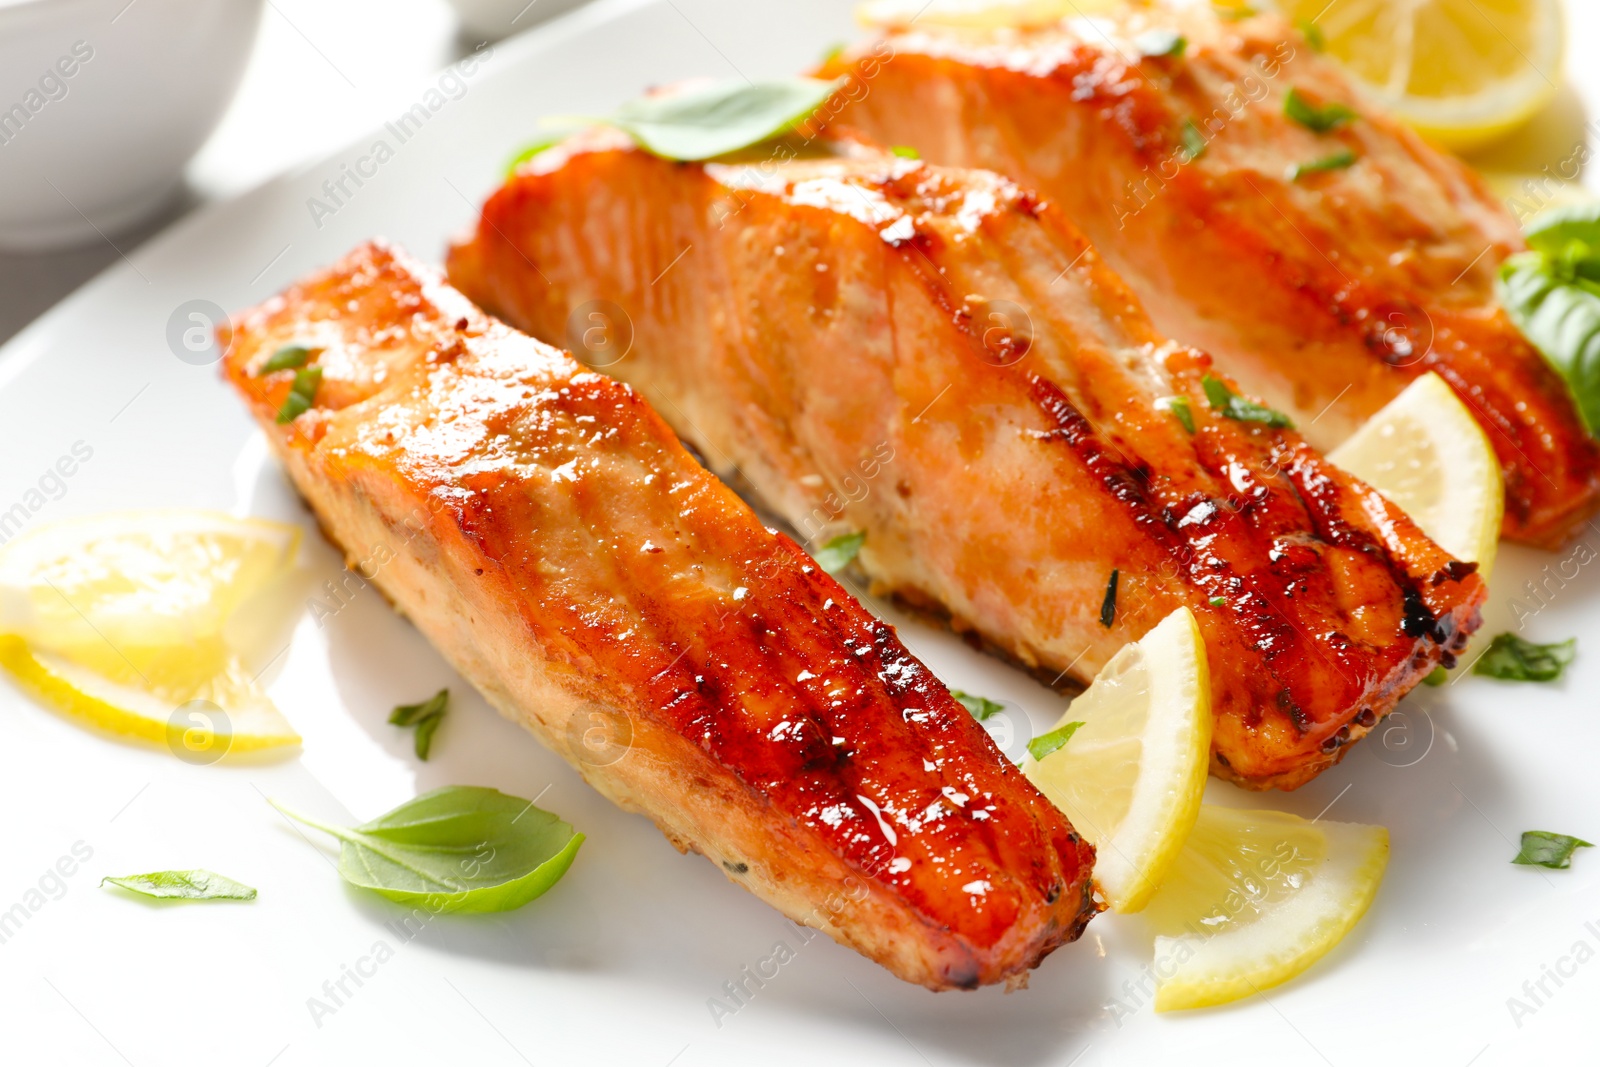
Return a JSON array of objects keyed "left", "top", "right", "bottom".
[
  {"left": 102, "top": 870, "right": 257, "bottom": 901},
  {"left": 1523, "top": 202, "right": 1600, "bottom": 257},
  {"left": 1135, "top": 29, "right": 1186, "bottom": 58},
  {"left": 815, "top": 530, "right": 865, "bottom": 573},
  {"left": 1421, "top": 666, "right": 1449, "bottom": 686},
  {"left": 1180, "top": 119, "right": 1207, "bottom": 162},
  {"left": 951, "top": 690, "right": 1004, "bottom": 721},
  {"left": 1201, "top": 374, "right": 1295, "bottom": 428},
  {"left": 414, "top": 712, "right": 443, "bottom": 760},
  {"left": 1287, "top": 149, "right": 1357, "bottom": 181},
  {"left": 889, "top": 144, "right": 920, "bottom": 160},
  {"left": 1297, "top": 19, "right": 1325, "bottom": 52},
  {"left": 1100, "top": 568, "right": 1119, "bottom": 628},
  {"left": 1028, "top": 720, "right": 1085, "bottom": 762},
  {"left": 609, "top": 79, "right": 843, "bottom": 162},
  {"left": 273, "top": 786, "right": 584, "bottom": 913},
  {"left": 259, "top": 345, "right": 313, "bottom": 374},
  {"left": 1472, "top": 633, "right": 1577, "bottom": 682},
  {"left": 505, "top": 133, "right": 570, "bottom": 176},
  {"left": 1209, "top": 595, "right": 1226, "bottom": 607},
  {"left": 1284, "top": 88, "right": 1356, "bottom": 133},
  {"left": 275, "top": 366, "right": 322, "bottom": 424},
  {"left": 389, "top": 688, "right": 448, "bottom": 727},
  {"left": 1156, "top": 395, "right": 1195, "bottom": 432},
  {"left": 1513, "top": 830, "right": 1592, "bottom": 869},
  {"left": 1497, "top": 252, "right": 1600, "bottom": 432}
]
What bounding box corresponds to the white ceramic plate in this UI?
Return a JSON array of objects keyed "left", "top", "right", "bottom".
[{"left": 2, "top": 1, "right": 1597, "bottom": 1063}]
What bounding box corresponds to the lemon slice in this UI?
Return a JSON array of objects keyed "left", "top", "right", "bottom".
[
  {"left": 856, "top": 0, "right": 1120, "bottom": 31},
  {"left": 1023, "top": 607, "right": 1212, "bottom": 912},
  {"left": 0, "top": 635, "right": 299, "bottom": 757},
  {"left": 1141, "top": 806, "right": 1389, "bottom": 1011},
  {"left": 1328, "top": 371, "right": 1504, "bottom": 579},
  {"left": 1275, "top": 0, "right": 1563, "bottom": 151},
  {"left": 0, "top": 510, "right": 299, "bottom": 654}
]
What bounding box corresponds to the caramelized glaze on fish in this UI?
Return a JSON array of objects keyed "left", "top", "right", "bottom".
[
  {"left": 446, "top": 134, "right": 1485, "bottom": 789},
  {"left": 818, "top": 2, "right": 1600, "bottom": 548},
  {"left": 222, "top": 240, "right": 1096, "bottom": 989}
]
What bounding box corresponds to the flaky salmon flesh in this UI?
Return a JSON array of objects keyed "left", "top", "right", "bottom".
[
  {"left": 446, "top": 133, "right": 1486, "bottom": 790},
  {"left": 222, "top": 240, "right": 1097, "bottom": 990},
  {"left": 818, "top": 1, "right": 1600, "bottom": 548}
]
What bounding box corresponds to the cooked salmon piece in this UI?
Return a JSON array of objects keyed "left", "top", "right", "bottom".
[
  {"left": 817, "top": 2, "right": 1600, "bottom": 548},
  {"left": 445, "top": 134, "right": 1485, "bottom": 789},
  {"left": 221, "top": 240, "right": 1096, "bottom": 990}
]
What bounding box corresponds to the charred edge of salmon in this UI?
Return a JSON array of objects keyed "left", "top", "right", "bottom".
[
  {"left": 1023, "top": 373, "right": 1484, "bottom": 790},
  {"left": 222, "top": 239, "right": 1098, "bottom": 989}
]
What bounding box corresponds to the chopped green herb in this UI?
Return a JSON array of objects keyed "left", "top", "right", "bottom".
[
  {"left": 1421, "top": 666, "right": 1448, "bottom": 686},
  {"left": 1135, "top": 29, "right": 1187, "bottom": 58},
  {"left": 274, "top": 366, "right": 322, "bottom": 424},
  {"left": 1157, "top": 395, "right": 1195, "bottom": 433},
  {"left": 1513, "top": 831, "right": 1592, "bottom": 869},
  {"left": 1027, "top": 720, "right": 1085, "bottom": 762},
  {"left": 102, "top": 870, "right": 257, "bottom": 901},
  {"left": 1286, "top": 149, "right": 1358, "bottom": 181},
  {"left": 1201, "top": 374, "right": 1295, "bottom": 428},
  {"left": 1213, "top": 2, "right": 1258, "bottom": 20},
  {"left": 1100, "top": 568, "right": 1119, "bottom": 628},
  {"left": 1209, "top": 596, "right": 1226, "bottom": 607},
  {"left": 1497, "top": 204, "right": 1600, "bottom": 433},
  {"left": 1180, "top": 119, "right": 1207, "bottom": 162},
  {"left": 819, "top": 41, "right": 846, "bottom": 66},
  {"left": 505, "top": 134, "right": 569, "bottom": 176},
  {"left": 1284, "top": 88, "right": 1356, "bottom": 133},
  {"left": 1297, "top": 19, "right": 1326, "bottom": 52},
  {"left": 390, "top": 688, "right": 449, "bottom": 760},
  {"left": 815, "top": 531, "right": 865, "bottom": 573},
  {"left": 889, "top": 145, "right": 920, "bottom": 160},
  {"left": 951, "top": 690, "right": 1004, "bottom": 721},
  {"left": 272, "top": 787, "right": 584, "bottom": 912},
  {"left": 609, "top": 78, "right": 844, "bottom": 162},
  {"left": 259, "top": 344, "right": 313, "bottom": 374},
  {"left": 1473, "top": 633, "right": 1577, "bottom": 682}
]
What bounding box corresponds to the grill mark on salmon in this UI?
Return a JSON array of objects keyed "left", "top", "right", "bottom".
[
  {"left": 221, "top": 240, "right": 1096, "bottom": 990},
  {"left": 444, "top": 134, "right": 1485, "bottom": 789},
  {"left": 817, "top": 2, "right": 1600, "bottom": 548}
]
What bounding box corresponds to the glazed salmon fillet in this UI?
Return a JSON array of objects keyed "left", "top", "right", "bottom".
[
  {"left": 818, "top": 2, "right": 1600, "bottom": 548},
  {"left": 222, "top": 240, "right": 1096, "bottom": 990},
  {"left": 445, "top": 134, "right": 1486, "bottom": 789}
]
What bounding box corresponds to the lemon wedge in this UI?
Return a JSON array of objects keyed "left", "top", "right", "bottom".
[
  {"left": 0, "top": 511, "right": 301, "bottom": 758},
  {"left": 1023, "top": 607, "right": 1212, "bottom": 912},
  {"left": 1275, "top": 0, "right": 1563, "bottom": 152},
  {"left": 1141, "top": 806, "right": 1389, "bottom": 1011},
  {"left": 1328, "top": 371, "right": 1504, "bottom": 579},
  {"left": 856, "top": 0, "right": 1120, "bottom": 31},
  {"left": 0, "top": 510, "right": 299, "bottom": 653}
]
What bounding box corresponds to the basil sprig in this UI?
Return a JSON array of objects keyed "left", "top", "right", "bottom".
[
  {"left": 1473, "top": 633, "right": 1577, "bottom": 682},
  {"left": 815, "top": 530, "right": 865, "bottom": 574},
  {"left": 1497, "top": 204, "right": 1600, "bottom": 432},
  {"left": 102, "top": 870, "right": 257, "bottom": 901},
  {"left": 508, "top": 79, "right": 843, "bottom": 169},
  {"left": 273, "top": 786, "right": 583, "bottom": 913},
  {"left": 1028, "top": 720, "right": 1085, "bottom": 762},
  {"left": 1202, "top": 374, "right": 1294, "bottom": 428},
  {"left": 1284, "top": 88, "right": 1356, "bottom": 133},
  {"left": 1287, "top": 149, "right": 1357, "bottom": 181},
  {"left": 1513, "top": 831, "right": 1592, "bottom": 869},
  {"left": 275, "top": 366, "right": 322, "bottom": 424},
  {"left": 390, "top": 688, "right": 449, "bottom": 760},
  {"left": 951, "top": 690, "right": 1004, "bottom": 721}
]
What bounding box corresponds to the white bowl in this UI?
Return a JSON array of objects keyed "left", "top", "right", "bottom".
[
  {"left": 447, "top": 0, "right": 591, "bottom": 41},
  {"left": 0, "top": 0, "right": 264, "bottom": 251}
]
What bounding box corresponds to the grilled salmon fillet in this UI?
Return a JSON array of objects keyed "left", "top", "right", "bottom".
[
  {"left": 221, "top": 240, "right": 1097, "bottom": 990},
  {"left": 445, "top": 134, "right": 1485, "bottom": 789},
  {"left": 817, "top": 2, "right": 1600, "bottom": 548}
]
